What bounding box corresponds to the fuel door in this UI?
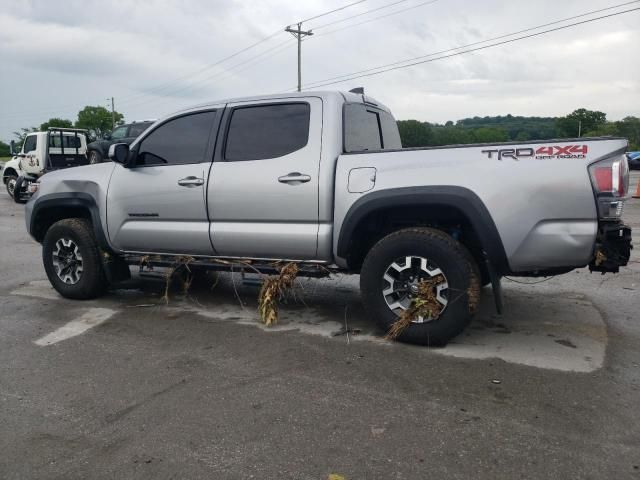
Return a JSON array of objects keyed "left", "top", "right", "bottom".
[{"left": 348, "top": 167, "right": 376, "bottom": 193}]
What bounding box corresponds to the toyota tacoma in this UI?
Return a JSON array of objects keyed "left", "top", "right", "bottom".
[{"left": 23, "top": 90, "right": 633, "bottom": 345}]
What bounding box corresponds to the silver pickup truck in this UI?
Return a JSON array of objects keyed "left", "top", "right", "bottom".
[{"left": 24, "top": 90, "right": 633, "bottom": 345}]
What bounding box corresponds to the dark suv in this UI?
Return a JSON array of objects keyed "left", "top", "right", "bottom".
[{"left": 87, "top": 121, "right": 154, "bottom": 164}]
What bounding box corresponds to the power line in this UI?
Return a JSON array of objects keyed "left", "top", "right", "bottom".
[
  {"left": 301, "top": 0, "right": 368, "bottom": 23},
  {"left": 117, "top": 29, "right": 285, "bottom": 103},
  {"left": 1, "top": 1, "right": 373, "bottom": 120},
  {"left": 311, "top": 0, "right": 409, "bottom": 30},
  {"left": 302, "top": 2, "right": 640, "bottom": 89},
  {"left": 122, "top": 40, "right": 294, "bottom": 111},
  {"left": 125, "top": 1, "right": 372, "bottom": 103},
  {"left": 313, "top": 0, "right": 439, "bottom": 37},
  {"left": 0, "top": 30, "right": 287, "bottom": 120}
]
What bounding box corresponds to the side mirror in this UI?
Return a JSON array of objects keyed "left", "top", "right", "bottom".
[
  {"left": 108, "top": 143, "right": 130, "bottom": 166},
  {"left": 9, "top": 140, "right": 16, "bottom": 155},
  {"left": 103, "top": 132, "right": 112, "bottom": 140}
]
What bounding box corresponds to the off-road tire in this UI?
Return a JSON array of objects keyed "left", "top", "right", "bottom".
[
  {"left": 43, "top": 218, "right": 108, "bottom": 299},
  {"left": 360, "top": 227, "right": 481, "bottom": 346},
  {"left": 88, "top": 150, "right": 102, "bottom": 164},
  {"left": 5, "top": 174, "right": 17, "bottom": 197}
]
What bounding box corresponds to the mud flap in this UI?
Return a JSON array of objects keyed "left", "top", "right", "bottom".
[
  {"left": 485, "top": 257, "right": 503, "bottom": 314},
  {"left": 101, "top": 251, "right": 132, "bottom": 284}
]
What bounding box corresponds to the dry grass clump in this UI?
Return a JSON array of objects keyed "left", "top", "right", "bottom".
[
  {"left": 385, "top": 274, "right": 445, "bottom": 340},
  {"left": 258, "top": 262, "right": 299, "bottom": 326},
  {"left": 161, "top": 256, "right": 195, "bottom": 304}
]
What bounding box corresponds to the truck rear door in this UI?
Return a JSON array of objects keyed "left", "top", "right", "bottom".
[{"left": 208, "top": 97, "right": 322, "bottom": 259}]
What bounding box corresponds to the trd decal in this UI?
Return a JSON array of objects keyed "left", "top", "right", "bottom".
[{"left": 481, "top": 145, "right": 588, "bottom": 160}]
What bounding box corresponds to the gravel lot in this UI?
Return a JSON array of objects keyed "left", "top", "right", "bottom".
[{"left": 0, "top": 169, "right": 639, "bottom": 479}]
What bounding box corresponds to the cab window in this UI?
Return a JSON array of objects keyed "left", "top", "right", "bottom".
[
  {"left": 23, "top": 135, "right": 37, "bottom": 153},
  {"left": 136, "top": 111, "right": 216, "bottom": 167}
]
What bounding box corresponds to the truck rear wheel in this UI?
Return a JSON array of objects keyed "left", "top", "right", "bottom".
[
  {"left": 360, "top": 227, "right": 480, "bottom": 346},
  {"left": 42, "top": 218, "right": 108, "bottom": 299}
]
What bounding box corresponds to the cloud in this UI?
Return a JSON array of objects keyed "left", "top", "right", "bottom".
[{"left": 0, "top": 0, "right": 638, "bottom": 140}]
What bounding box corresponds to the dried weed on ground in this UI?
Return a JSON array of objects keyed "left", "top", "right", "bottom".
[{"left": 258, "top": 262, "right": 299, "bottom": 326}]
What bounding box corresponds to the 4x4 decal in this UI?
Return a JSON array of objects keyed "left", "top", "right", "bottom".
[{"left": 482, "top": 145, "right": 588, "bottom": 160}]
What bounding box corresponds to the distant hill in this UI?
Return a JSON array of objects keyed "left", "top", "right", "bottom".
[
  {"left": 455, "top": 115, "right": 557, "bottom": 141},
  {"left": 397, "top": 110, "right": 640, "bottom": 149}
]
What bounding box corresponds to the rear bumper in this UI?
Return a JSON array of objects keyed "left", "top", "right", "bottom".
[{"left": 589, "top": 221, "right": 632, "bottom": 273}]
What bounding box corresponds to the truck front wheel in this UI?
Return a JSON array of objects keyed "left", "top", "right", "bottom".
[
  {"left": 5, "top": 174, "right": 17, "bottom": 197},
  {"left": 42, "top": 218, "right": 108, "bottom": 299},
  {"left": 88, "top": 150, "right": 102, "bottom": 164},
  {"left": 360, "top": 227, "right": 480, "bottom": 346}
]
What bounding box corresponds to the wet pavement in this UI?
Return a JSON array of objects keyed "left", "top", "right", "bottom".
[{"left": 0, "top": 172, "right": 639, "bottom": 479}]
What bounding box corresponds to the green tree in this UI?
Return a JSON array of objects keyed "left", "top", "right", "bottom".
[
  {"left": 471, "top": 127, "right": 509, "bottom": 143},
  {"left": 614, "top": 116, "right": 640, "bottom": 150},
  {"left": 12, "top": 127, "right": 37, "bottom": 146},
  {"left": 431, "top": 126, "right": 474, "bottom": 146},
  {"left": 75, "top": 106, "right": 124, "bottom": 140},
  {"left": 0, "top": 140, "right": 11, "bottom": 157},
  {"left": 556, "top": 108, "right": 607, "bottom": 137},
  {"left": 40, "top": 117, "right": 73, "bottom": 131},
  {"left": 397, "top": 120, "right": 433, "bottom": 147}
]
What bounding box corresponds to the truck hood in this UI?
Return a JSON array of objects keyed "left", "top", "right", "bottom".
[{"left": 34, "top": 162, "right": 116, "bottom": 200}]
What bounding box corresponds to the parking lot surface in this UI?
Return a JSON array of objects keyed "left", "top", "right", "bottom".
[{"left": 1, "top": 171, "right": 639, "bottom": 479}]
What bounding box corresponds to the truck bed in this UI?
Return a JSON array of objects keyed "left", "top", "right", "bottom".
[{"left": 333, "top": 137, "right": 628, "bottom": 273}]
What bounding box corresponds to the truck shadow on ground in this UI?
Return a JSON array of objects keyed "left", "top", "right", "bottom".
[
  {"left": 110, "top": 269, "right": 607, "bottom": 373},
  {"left": 10, "top": 269, "right": 607, "bottom": 373}
]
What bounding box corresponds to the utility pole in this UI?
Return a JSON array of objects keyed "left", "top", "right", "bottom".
[
  {"left": 285, "top": 23, "right": 313, "bottom": 92},
  {"left": 578, "top": 120, "right": 582, "bottom": 137},
  {"left": 108, "top": 97, "right": 115, "bottom": 130}
]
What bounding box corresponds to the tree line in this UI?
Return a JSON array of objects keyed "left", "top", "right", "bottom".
[
  {"left": 398, "top": 108, "right": 640, "bottom": 150},
  {"left": 2, "top": 106, "right": 639, "bottom": 158},
  {"left": 0, "top": 105, "right": 124, "bottom": 157}
]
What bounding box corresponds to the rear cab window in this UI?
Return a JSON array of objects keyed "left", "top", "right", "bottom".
[
  {"left": 49, "top": 135, "right": 82, "bottom": 148},
  {"left": 343, "top": 103, "right": 402, "bottom": 153},
  {"left": 223, "top": 103, "right": 310, "bottom": 161}
]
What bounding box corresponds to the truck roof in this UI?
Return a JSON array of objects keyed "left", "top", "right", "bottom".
[{"left": 174, "top": 90, "right": 392, "bottom": 115}]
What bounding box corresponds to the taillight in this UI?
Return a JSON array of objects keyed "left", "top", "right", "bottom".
[{"left": 588, "top": 154, "right": 629, "bottom": 219}]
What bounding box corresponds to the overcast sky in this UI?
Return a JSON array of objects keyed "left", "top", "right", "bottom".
[{"left": 0, "top": 0, "right": 638, "bottom": 142}]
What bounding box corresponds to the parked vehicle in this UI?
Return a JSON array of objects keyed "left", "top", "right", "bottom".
[
  {"left": 23, "top": 90, "right": 633, "bottom": 345},
  {"left": 627, "top": 151, "right": 640, "bottom": 170},
  {"left": 3, "top": 128, "right": 88, "bottom": 202},
  {"left": 86, "top": 121, "right": 154, "bottom": 164}
]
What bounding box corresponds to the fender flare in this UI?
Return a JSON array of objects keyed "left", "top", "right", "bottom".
[
  {"left": 336, "top": 186, "right": 510, "bottom": 274},
  {"left": 29, "top": 192, "right": 110, "bottom": 250},
  {"left": 2, "top": 166, "right": 22, "bottom": 182}
]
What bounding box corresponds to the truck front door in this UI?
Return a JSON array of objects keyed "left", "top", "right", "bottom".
[
  {"left": 208, "top": 97, "right": 322, "bottom": 260},
  {"left": 22, "top": 134, "right": 38, "bottom": 173},
  {"left": 106, "top": 109, "right": 220, "bottom": 255}
]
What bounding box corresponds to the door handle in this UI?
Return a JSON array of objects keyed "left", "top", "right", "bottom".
[
  {"left": 278, "top": 172, "right": 311, "bottom": 184},
  {"left": 178, "top": 176, "right": 204, "bottom": 187}
]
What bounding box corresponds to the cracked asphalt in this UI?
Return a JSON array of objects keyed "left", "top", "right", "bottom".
[{"left": 0, "top": 171, "right": 639, "bottom": 479}]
